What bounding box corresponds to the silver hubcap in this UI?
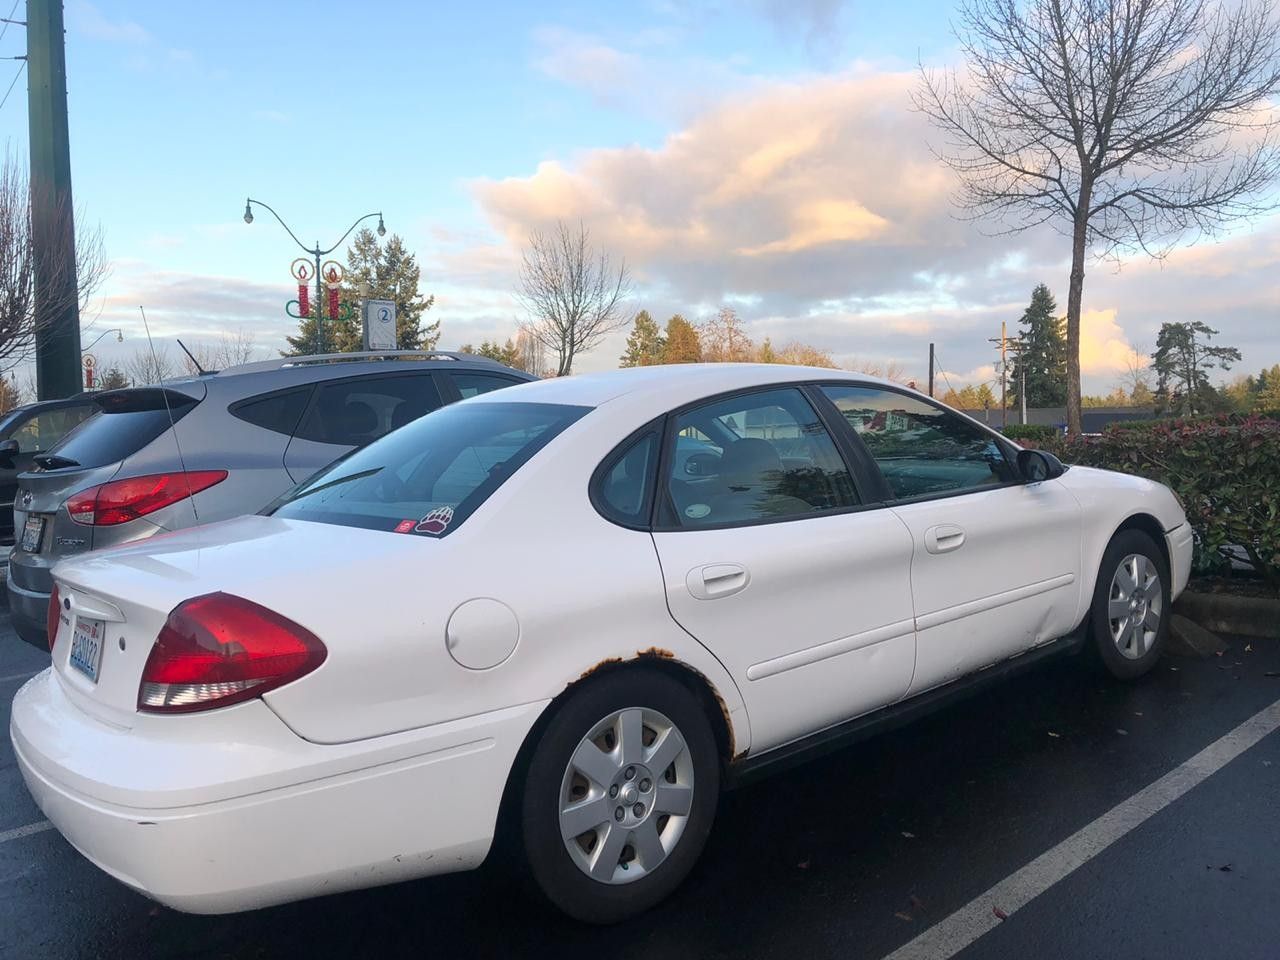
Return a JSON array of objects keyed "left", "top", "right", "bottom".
[
  {"left": 1108, "top": 553, "right": 1163, "bottom": 660},
  {"left": 558, "top": 707, "right": 694, "bottom": 885}
]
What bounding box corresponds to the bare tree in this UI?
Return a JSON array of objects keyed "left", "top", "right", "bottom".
[
  {"left": 0, "top": 153, "right": 110, "bottom": 373},
  {"left": 126, "top": 345, "right": 177, "bottom": 386},
  {"left": 179, "top": 329, "right": 261, "bottom": 375},
  {"left": 517, "top": 221, "right": 631, "bottom": 376},
  {"left": 916, "top": 0, "right": 1280, "bottom": 434}
]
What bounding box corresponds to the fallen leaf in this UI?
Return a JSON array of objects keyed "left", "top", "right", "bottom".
[
  {"left": 1133, "top": 711, "right": 1143, "bottom": 717},
  {"left": 1262, "top": 760, "right": 1272, "bottom": 767},
  {"left": 1116, "top": 728, "right": 1129, "bottom": 736},
  {"left": 1215, "top": 650, "right": 1225, "bottom": 657},
  {"left": 1170, "top": 666, "right": 1180, "bottom": 672},
  {"left": 901, "top": 831, "right": 916, "bottom": 839},
  {"left": 797, "top": 860, "right": 810, "bottom": 870},
  {"left": 1245, "top": 645, "right": 1252, "bottom": 653},
  {"left": 1218, "top": 864, "right": 1233, "bottom": 872},
  {"left": 910, "top": 895, "right": 926, "bottom": 910},
  {"left": 993, "top": 906, "right": 1009, "bottom": 921},
  {"left": 1047, "top": 731, "right": 1061, "bottom": 738},
  {"left": 895, "top": 912, "right": 914, "bottom": 923}
]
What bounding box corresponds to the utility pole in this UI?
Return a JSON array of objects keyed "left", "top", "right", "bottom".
[
  {"left": 988, "top": 322, "right": 1014, "bottom": 429},
  {"left": 28, "top": 0, "right": 82, "bottom": 399},
  {"left": 927, "top": 342, "right": 935, "bottom": 397},
  {"left": 1020, "top": 364, "right": 1027, "bottom": 425}
]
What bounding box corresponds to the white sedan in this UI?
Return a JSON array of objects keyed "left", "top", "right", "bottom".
[{"left": 11, "top": 364, "right": 1192, "bottom": 922}]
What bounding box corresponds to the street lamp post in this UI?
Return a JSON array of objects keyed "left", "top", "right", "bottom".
[
  {"left": 81, "top": 328, "right": 123, "bottom": 352},
  {"left": 243, "top": 198, "right": 385, "bottom": 355}
]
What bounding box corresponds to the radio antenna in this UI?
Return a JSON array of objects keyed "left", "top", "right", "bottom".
[
  {"left": 139, "top": 306, "right": 199, "bottom": 523},
  {"left": 175, "top": 338, "right": 208, "bottom": 375}
]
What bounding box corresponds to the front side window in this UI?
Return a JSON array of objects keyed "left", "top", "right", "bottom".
[
  {"left": 663, "top": 387, "right": 858, "bottom": 528},
  {"left": 821, "top": 385, "right": 1015, "bottom": 500},
  {"left": 294, "top": 374, "right": 442, "bottom": 447},
  {"left": 451, "top": 372, "right": 522, "bottom": 400},
  {"left": 272, "top": 401, "right": 589, "bottom": 536}
]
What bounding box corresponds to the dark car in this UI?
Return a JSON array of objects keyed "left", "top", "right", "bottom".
[{"left": 0, "top": 395, "right": 99, "bottom": 551}]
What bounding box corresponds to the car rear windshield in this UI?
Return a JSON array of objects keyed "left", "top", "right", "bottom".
[
  {"left": 271, "top": 401, "right": 590, "bottom": 536},
  {"left": 41, "top": 389, "right": 199, "bottom": 469}
]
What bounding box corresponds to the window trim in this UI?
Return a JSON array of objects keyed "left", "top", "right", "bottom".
[
  {"left": 588, "top": 417, "right": 665, "bottom": 531},
  {"left": 445, "top": 370, "right": 525, "bottom": 403},
  {"left": 814, "top": 380, "right": 1027, "bottom": 507},
  {"left": 649, "top": 382, "right": 881, "bottom": 533}
]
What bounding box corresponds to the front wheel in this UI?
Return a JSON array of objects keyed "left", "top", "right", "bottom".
[
  {"left": 1089, "top": 529, "right": 1170, "bottom": 680},
  {"left": 520, "top": 670, "right": 720, "bottom": 923}
]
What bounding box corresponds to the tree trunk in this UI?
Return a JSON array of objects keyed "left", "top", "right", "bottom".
[{"left": 1064, "top": 187, "right": 1092, "bottom": 437}]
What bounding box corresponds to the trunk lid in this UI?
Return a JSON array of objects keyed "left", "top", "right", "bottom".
[{"left": 49, "top": 515, "right": 439, "bottom": 729}]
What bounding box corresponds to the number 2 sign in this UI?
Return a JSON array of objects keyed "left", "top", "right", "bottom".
[{"left": 364, "top": 299, "right": 397, "bottom": 351}]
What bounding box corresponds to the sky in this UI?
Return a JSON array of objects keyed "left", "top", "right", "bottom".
[{"left": 0, "top": 0, "right": 1276, "bottom": 394}]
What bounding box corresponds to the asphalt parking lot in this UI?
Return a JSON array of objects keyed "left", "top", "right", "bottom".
[{"left": 3, "top": 612, "right": 1278, "bottom": 960}]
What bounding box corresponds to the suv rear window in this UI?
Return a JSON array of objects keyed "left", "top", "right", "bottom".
[
  {"left": 272, "top": 401, "right": 589, "bottom": 536},
  {"left": 41, "top": 389, "right": 198, "bottom": 469}
]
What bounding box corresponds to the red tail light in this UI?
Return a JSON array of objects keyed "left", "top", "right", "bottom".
[
  {"left": 47, "top": 584, "right": 61, "bottom": 652},
  {"left": 67, "top": 471, "right": 228, "bottom": 526},
  {"left": 138, "top": 593, "right": 326, "bottom": 714}
]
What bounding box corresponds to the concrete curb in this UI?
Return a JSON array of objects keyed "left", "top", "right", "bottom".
[{"left": 1174, "top": 590, "right": 1280, "bottom": 640}]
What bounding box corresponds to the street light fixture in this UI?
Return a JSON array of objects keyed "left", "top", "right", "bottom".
[
  {"left": 81, "top": 328, "right": 123, "bottom": 352},
  {"left": 242, "top": 197, "right": 385, "bottom": 354}
]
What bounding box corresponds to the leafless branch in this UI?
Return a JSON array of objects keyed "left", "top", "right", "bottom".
[{"left": 517, "top": 220, "right": 631, "bottom": 376}]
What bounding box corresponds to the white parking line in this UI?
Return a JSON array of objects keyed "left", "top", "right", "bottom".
[
  {"left": 0, "top": 820, "right": 53, "bottom": 845},
  {"left": 883, "top": 698, "right": 1280, "bottom": 960},
  {"left": 0, "top": 669, "right": 40, "bottom": 685}
]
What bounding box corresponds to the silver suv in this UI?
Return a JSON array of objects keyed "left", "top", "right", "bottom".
[{"left": 7, "top": 351, "right": 534, "bottom": 647}]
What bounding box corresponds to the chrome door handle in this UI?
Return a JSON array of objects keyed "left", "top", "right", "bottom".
[
  {"left": 686, "top": 563, "right": 750, "bottom": 600},
  {"left": 924, "top": 524, "right": 966, "bottom": 554}
]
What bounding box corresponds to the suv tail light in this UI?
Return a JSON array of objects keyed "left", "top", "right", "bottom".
[
  {"left": 138, "top": 593, "right": 326, "bottom": 714},
  {"left": 67, "top": 471, "right": 228, "bottom": 526},
  {"left": 47, "top": 584, "right": 61, "bottom": 652}
]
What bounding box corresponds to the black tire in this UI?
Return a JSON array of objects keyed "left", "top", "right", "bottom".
[
  {"left": 1089, "top": 529, "right": 1171, "bottom": 680},
  {"left": 519, "top": 669, "right": 720, "bottom": 923}
]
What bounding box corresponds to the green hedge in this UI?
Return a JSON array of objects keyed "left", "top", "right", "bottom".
[
  {"left": 1040, "top": 415, "right": 1280, "bottom": 593},
  {"left": 1003, "top": 423, "right": 1060, "bottom": 442}
]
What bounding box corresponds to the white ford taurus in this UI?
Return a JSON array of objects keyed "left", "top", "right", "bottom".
[{"left": 11, "top": 364, "right": 1192, "bottom": 922}]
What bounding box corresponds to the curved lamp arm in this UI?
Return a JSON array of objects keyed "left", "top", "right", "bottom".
[
  {"left": 244, "top": 197, "right": 317, "bottom": 255},
  {"left": 318, "top": 212, "right": 386, "bottom": 257},
  {"left": 244, "top": 198, "right": 385, "bottom": 257}
]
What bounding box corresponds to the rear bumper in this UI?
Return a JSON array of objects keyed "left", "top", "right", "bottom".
[
  {"left": 11, "top": 669, "right": 547, "bottom": 913},
  {"left": 7, "top": 576, "right": 49, "bottom": 648},
  {"left": 1167, "top": 523, "right": 1194, "bottom": 601}
]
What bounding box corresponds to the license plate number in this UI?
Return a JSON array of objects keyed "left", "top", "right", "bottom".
[
  {"left": 20, "top": 515, "right": 44, "bottom": 552},
  {"left": 69, "top": 617, "right": 105, "bottom": 684}
]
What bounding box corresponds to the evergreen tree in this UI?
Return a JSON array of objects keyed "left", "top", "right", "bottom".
[
  {"left": 1151, "top": 321, "right": 1241, "bottom": 415},
  {"left": 97, "top": 366, "right": 129, "bottom": 391},
  {"left": 619, "top": 310, "right": 665, "bottom": 367},
  {"left": 460, "top": 339, "right": 521, "bottom": 367},
  {"left": 1009, "top": 285, "right": 1068, "bottom": 408},
  {"left": 662, "top": 315, "right": 701, "bottom": 363},
  {"left": 284, "top": 229, "right": 437, "bottom": 356},
  {"left": 756, "top": 338, "right": 777, "bottom": 363}
]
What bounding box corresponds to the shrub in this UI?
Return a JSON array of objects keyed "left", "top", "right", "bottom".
[
  {"left": 1003, "top": 423, "right": 1060, "bottom": 442},
  {"left": 1041, "top": 415, "right": 1280, "bottom": 593}
]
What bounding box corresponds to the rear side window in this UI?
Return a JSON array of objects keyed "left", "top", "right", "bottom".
[
  {"left": 451, "top": 372, "right": 522, "bottom": 399},
  {"left": 272, "top": 401, "right": 589, "bottom": 536},
  {"left": 593, "top": 430, "right": 660, "bottom": 527},
  {"left": 230, "top": 387, "right": 311, "bottom": 437},
  {"left": 42, "top": 391, "right": 197, "bottom": 469},
  {"left": 295, "top": 374, "right": 442, "bottom": 446}
]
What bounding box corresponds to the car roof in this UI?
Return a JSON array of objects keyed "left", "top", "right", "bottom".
[{"left": 468, "top": 363, "right": 908, "bottom": 411}]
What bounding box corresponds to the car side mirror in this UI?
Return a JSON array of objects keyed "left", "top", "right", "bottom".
[
  {"left": 0, "top": 437, "right": 17, "bottom": 467},
  {"left": 1016, "top": 448, "right": 1065, "bottom": 483}
]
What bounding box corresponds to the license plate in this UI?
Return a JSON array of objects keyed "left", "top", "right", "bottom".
[
  {"left": 68, "top": 617, "right": 105, "bottom": 684},
  {"left": 20, "top": 515, "right": 44, "bottom": 552}
]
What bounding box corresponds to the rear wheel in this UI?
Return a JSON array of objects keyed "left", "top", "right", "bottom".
[
  {"left": 1089, "top": 529, "right": 1170, "bottom": 680},
  {"left": 520, "top": 670, "right": 719, "bottom": 923}
]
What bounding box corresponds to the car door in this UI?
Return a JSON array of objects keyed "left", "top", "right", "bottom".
[
  {"left": 283, "top": 372, "right": 444, "bottom": 483},
  {"left": 819, "top": 385, "right": 1082, "bottom": 696},
  {"left": 0, "top": 403, "right": 96, "bottom": 543},
  {"left": 650, "top": 386, "right": 918, "bottom": 753}
]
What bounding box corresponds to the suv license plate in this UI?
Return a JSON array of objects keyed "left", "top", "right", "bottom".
[
  {"left": 20, "top": 515, "right": 44, "bottom": 552},
  {"left": 69, "top": 617, "right": 105, "bottom": 684}
]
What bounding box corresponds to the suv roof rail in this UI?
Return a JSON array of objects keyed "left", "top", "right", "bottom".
[{"left": 221, "top": 350, "right": 508, "bottom": 376}]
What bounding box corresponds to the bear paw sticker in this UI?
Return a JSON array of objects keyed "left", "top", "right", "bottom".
[{"left": 415, "top": 506, "right": 454, "bottom": 535}]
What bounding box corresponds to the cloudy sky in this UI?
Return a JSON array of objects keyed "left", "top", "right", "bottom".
[{"left": 1, "top": 0, "right": 1276, "bottom": 392}]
